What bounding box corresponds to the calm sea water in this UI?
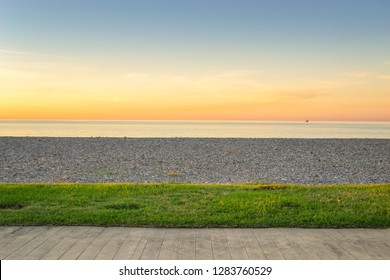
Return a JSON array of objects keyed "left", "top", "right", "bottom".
[{"left": 0, "top": 120, "right": 390, "bottom": 138}]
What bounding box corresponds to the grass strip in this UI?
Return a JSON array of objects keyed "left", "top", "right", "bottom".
[{"left": 0, "top": 183, "right": 389, "bottom": 228}]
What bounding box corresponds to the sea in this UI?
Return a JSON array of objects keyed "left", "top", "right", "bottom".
[{"left": 1, "top": 120, "right": 390, "bottom": 138}]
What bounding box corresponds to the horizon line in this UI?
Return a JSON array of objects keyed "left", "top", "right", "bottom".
[{"left": 1, "top": 118, "right": 390, "bottom": 122}]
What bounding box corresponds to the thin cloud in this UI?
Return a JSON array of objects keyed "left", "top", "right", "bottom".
[
  {"left": 199, "top": 70, "right": 264, "bottom": 89},
  {"left": 124, "top": 72, "right": 151, "bottom": 79},
  {"left": 345, "top": 72, "right": 375, "bottom": 78},
  {"left": 0, "top": 48, "right": 51, "bottom": 57},
  {"left": 317, "top": 80, "right": 359, "bottom": 88},
  {"left": 123, "top": 72, "right": 193, "bottom": 86},
  {"left": 299, "top": 77, "right": 360, "bottom": 89},
  {"left": 1, "top": 61, "right": 96, "bottom": 80},
  {"left": 0, "top": 49, "right": 32, "bottom": 55},
  {"left": 384, "top": 61, "right": 390, "bottom": 65},
  {"left": 345, "top": 71, "right": 390, "bottom": 80},
  {"left": 279, "top": 90, "right": 329, "bottom": 101},
  {"left": 211, "top": 70, "right": 263, "bottom": 78}
]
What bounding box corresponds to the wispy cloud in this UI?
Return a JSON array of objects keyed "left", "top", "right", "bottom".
[
  {"left": 122, "top": 69, "right": 264, "bottom": 88},
  {"left": 209, "top": 70, "right": 263, "bottom": 78},
  {"left": 0, "top": 48, "right": 97, "bottom": 81},
  {"left": 198, "top": 70, "right": 264, "bottom": 88},
  {"left": 0, "top": 49, "right": 34, "bottom": 55},
  {"left": 344, "top": 71, "right": 390, "bottom": 81},
  {"left": 1, "top": 61, "right": 96, "bottom": 80},
  {"left": 298, "top": 77, "right": 360, "bottom": 89},
  {"left": 317, "top": 80, "right": 359, "bottom": 88},
  {"left": 0, "top": 48, "right": 56, "bottom": 57},
  {"left": 277, "top": 90, "right": 329, "bottom": 101},
  {"left": 345, "top": 72, "right": 375, "bottom": 78},
  {"left": 124, "top": 72, "right": 151, "bottom": 79},
  {"left": 384, "top": 61, "right": 390, "bottom": 65}
]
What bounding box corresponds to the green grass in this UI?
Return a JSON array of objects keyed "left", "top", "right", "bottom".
[{"left": 0, "top": 183, "right": 389, "bottom": 228}]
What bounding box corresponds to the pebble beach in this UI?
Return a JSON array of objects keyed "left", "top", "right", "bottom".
[{"left": 0, "top": 137, "right": 389, "bottom": 184}]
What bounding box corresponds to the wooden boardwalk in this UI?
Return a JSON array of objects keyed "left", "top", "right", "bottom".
[{"left": 1, "top": 227, "right": 389, "bottom": 260}]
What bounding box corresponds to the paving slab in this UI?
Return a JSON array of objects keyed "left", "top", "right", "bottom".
[{"left": 1, "top": 227, "right": 389, "bottom": 260}]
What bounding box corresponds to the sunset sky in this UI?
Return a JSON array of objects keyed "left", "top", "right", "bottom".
[{"left": 1, "top": 0, "right": 389, "bottom": 121}]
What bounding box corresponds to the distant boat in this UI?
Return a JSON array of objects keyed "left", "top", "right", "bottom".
[{"left": 305, "top": 120, "right": 309, "bottom": 122}]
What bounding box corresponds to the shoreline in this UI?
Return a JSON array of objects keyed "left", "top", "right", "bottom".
[{"left": 1, "top": 137, "right": 389, "bottom": 184}]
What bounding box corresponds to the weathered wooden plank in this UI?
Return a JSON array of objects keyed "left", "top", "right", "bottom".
[
  {"left": 253, "top": 229, "right": 284, "bottom": 260},
  {"left": 210, "top": 228, "right": 231, "bottom": 260},
  {"left": 6, "top": 227, "right": 62, "bottom": 260},
  {"left": 1, "top": 227, "right": 50, "bottom": 259},
  {"left": 77, "top": 227, "right": 116, "bottom": 260},
  {"left": 60, "top": 227, "right": 105, "bottom": 260}
]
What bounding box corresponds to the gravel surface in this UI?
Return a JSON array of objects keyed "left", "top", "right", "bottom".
[{"left": 0, "top": 137, "right": 389, "bottom": 184}]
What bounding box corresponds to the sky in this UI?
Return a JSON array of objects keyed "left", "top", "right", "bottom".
[{"left": 1, "top": 0, "right": 390, "bottom": 121}]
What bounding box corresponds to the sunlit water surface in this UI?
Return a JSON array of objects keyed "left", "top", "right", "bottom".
[{"left": 1, "top": 120, "right": 390, "bottom": 138}]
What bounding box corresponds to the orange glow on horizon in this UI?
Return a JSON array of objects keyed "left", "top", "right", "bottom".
[{"left": 1, "top": 53, "right": 389, "bottom": 121}]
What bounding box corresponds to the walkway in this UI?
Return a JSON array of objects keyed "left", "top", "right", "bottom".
[{"left": 1, "top": 227, "right": 389, "bottom": 260}]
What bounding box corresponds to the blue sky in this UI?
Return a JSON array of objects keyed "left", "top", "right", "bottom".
[{"left": 2, "top": 0, "right": 389, "bottom": 57}]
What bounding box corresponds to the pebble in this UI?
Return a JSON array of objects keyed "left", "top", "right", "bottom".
[{"left": 0, "top": 137, "right": 389, "bottom": 184}]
